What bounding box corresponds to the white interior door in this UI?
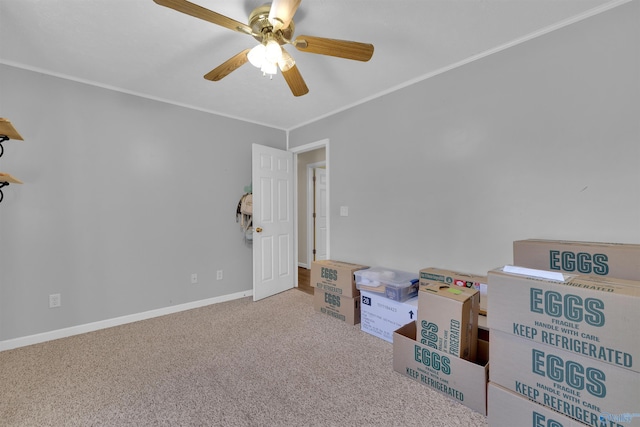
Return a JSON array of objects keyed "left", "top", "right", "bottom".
[
  {"left": 252, "top": 144, "right": 294, "bottom": 301},
  {"left": 314, "top": 167, "right": 328, "bottom": 261}
]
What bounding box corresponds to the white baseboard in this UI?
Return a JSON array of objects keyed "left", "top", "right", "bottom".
[
  {"left": 298, "top": 262, "right": 309, "bottom": 269},
  {"left": 0, "top": 290, "right": 253, "bottom": 352}
]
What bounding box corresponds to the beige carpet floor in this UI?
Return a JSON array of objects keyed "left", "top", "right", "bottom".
[{"left": 0, "top": 289, "right": 488, "bottom": 426}]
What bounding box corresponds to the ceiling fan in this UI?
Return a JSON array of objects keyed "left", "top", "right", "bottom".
[{"left": 153, "top": 0, "right": 374, "bottom": 97}]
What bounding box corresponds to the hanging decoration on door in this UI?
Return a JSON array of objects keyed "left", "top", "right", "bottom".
[{"left": 236, "top": 192, "right": 253, "bottom": 242}]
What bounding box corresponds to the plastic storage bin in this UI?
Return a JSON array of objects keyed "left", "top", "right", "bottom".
[{"left": 355, "top": 267, "right": 419, "bottom": 302}]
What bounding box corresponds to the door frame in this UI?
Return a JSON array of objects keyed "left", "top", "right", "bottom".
[
  {"left": 307, "top": 161, "right": 327, "bottom": 268},
  {"left": 289, "top": 138, "right": 330, "bottom": 288}
]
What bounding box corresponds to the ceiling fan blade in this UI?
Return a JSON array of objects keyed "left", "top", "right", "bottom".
[
  {"left": 293, "top": 35, "right": 374, "bottom": 62},
  {"left": 154, "top": 0, "right": 253, "bottom": 34},
  {"left": 204, "top": 49, "right": 251, "bottom": 81},
  {"left": 281, "top": 64, "right": 309, "bottom": 97},
  {"left": 268, "top": 0, "right": 301, "bottom": 31}
]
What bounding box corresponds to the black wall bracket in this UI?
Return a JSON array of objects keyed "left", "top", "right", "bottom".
[
  {"left": 0, "top": 182, "right": 8, "bottom": 203},
  {"left": 0, "top": 135, "right": 8, "bottom": 158}
]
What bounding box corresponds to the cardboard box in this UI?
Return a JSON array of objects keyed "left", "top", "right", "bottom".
[
  {"left": 360, "top": 291, "right": 418, "bottom": 343},
  {"left": 513, "top": 239, "right": 640, "bottom": 281},
  {"left": 393, "top": 322, "right": 489, "bottom": 415},
  {"left": 313, "top": 289, "right": 360, "bottom": 325},
  {"left": 490, "top": 329, "right": 640, "bottom": 427},
  {"left": 488, "top": 266, "right": 640, "bottom": 372},
  {"left": 419, "top": 267, "right": 488, "bottom": 314},
  {"left": 311, "top": 260, "right": 369, "bottom": 298},
  {"left": 417, "top": 283, "right": 480, "bottom": 361},
  {"left": 488, "top": 383, "right": 588, "bottom": 427}
]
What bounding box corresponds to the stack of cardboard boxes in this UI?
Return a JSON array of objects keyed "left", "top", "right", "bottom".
[
  {"left": 312, "top": 260, "right": 369, "bottom": 325},
  {"left": 356, "top": 267, "right": 419, "bottom": 343},
  {"left": 309, "top": 240, "right": 640, "bottom": 423},
  {"left": 392, "top": 267, "right": 490, "bottom": 415},
  {"left": 487, "top": 240, "right": 640, "bottom": 427}
]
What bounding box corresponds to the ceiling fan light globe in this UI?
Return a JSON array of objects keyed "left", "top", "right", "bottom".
[
  {"left": 261, "top": 61, "right": 278, "bottom": 76},
  {"left": 278, "top": 49, "right": 296, "bottom": 72},
  {"left": 247, "top": 44, "right": 266, "bottom": 68},
  {"left": 265, "top": 40, "right": 283, "bottom": 63}
]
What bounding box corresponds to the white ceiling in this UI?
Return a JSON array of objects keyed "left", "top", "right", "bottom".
[{"left": 0, "top": 0, "right": 623, "bottom": 130}]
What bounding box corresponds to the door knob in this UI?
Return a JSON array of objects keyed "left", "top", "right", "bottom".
[{"left": 255, "top": 227, "right": 263, "bottom": 233}]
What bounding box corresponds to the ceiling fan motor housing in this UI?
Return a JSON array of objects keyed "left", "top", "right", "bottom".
[{"left": 249, "top": 3, "right": 294, "bottom": 45}]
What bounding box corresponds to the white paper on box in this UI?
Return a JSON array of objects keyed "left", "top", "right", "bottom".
[
  {"left": 503, "top": 265, "right": 566, "bottom": 281},
  {"left": 488, "top": 267, "right": 640, "bottom": 372},
  {"left": 360, "top": 291, "right": 418, "bottom": 343},
  {"left": 490, "top": 329, "right": 640, "bottom": 427}
]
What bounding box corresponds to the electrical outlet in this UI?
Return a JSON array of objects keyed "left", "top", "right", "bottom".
[
  {"left": 191, "top": 273, "right": 198, "bottom": 284},
  {"left": 216, "top": 270, "right": 223, "bottom": 280},
  {"left": 49, "top": 293, "right": 61, "bottom": 308}
]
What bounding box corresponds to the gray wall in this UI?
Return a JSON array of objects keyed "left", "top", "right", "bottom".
[
  {"left": 2, "top": 1, "right": 638, "bottom": 345},
  {"left": 0, "top": 65, "right": 285, "bottom": 342},
  {"left": 289, "top": 2, "right": 640, "bottom": 275}
]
